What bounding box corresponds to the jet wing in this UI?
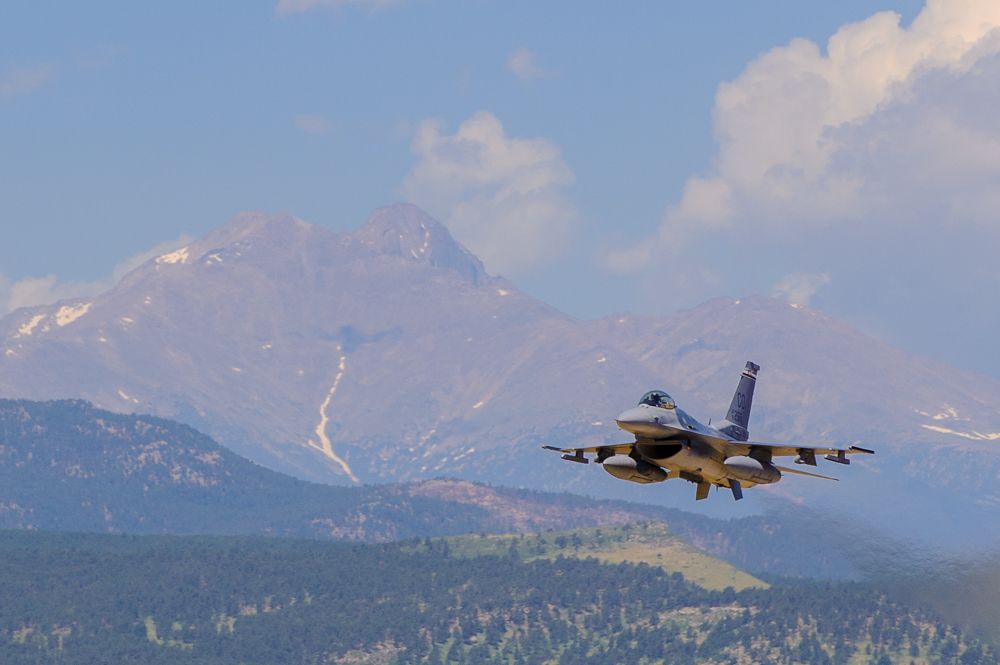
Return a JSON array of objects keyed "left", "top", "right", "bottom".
[
  {"left": 629, "top": 425, "right": 874, "bottom": 464},
  {"left": 542, "top": 443, "right": 634, "bottom": 463},
  {"left": 726, "top": 441, "right": 875, "bottom": 462}
]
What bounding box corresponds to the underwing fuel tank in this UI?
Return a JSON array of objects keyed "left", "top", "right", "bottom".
[
  {"left": 602, "top": 454, "right": 667, "bottom": 484},
  {"left": 723, "top": 456, "right": 781, "bottom": 485}
]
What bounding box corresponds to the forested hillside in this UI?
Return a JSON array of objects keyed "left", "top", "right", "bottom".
[
  {"left": 0, "top": 399, "right": 646, "bottom": 540},
  {"left": 0, "top": 530, "right": 991, "bottom": 665}
]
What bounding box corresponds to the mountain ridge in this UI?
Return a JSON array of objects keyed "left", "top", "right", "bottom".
[
  {"left": 0, "top": 398, "right": 647, "bottom": 540},
  {"left": 1, "top": 204, "right": 998, "bottom": 546},
  {"left": 0, "top": 398, "right": 887, "bottom": 580}
]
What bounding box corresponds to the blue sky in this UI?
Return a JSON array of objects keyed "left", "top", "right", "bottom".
[{"left": 7, "top": 1, "right": 1000, "bottom": 378}]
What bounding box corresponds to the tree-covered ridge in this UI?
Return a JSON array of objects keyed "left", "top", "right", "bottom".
[
  {"left": 0, "top": 399, "right": 655, "bottom": 540},
  {"left": 0, "top": 530, "right": 991, "bottom": 665}
]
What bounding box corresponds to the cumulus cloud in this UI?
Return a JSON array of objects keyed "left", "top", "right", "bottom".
[
  {"left": 0, "top": 63, "right": 54, "bottom": 99},
  {"left": 613, "top": 0, "right": 1000, "bottom": 266},
  {"left": 0, "top": 235, "right": 190, "bottom": 316},
  {"left": 507, "top": 48, "right": 546, "bottom": 80},
  {"left": 771, "top": 273, "right": 831, "bottom": 306},
  {"left": 401, "top": 112, "right": 579, "bottom": 275},
  {"left": 601, "top": 0, "right": 1000, "bottom": 373},
  {"left": 276, "top": 0, "right": 399, "bottom": 14},
  {"left": 293, "top": 113, "right": 331, "bottom": 135}
]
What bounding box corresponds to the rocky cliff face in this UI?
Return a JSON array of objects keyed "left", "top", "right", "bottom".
[{"left": 1, "top": 205, "right": 998, "bottom": 545}]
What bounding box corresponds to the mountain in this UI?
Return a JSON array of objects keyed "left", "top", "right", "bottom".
[
  {"left": 0, "top": 399, "right": 908, "bottom": 580},
  {"left": 2, "top": 204, "right": 999, "bottom": 545}
]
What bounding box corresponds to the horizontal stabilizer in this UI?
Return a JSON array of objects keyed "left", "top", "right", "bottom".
[{"left": 774, "top": 465, "right": 838, "bottom": 481}]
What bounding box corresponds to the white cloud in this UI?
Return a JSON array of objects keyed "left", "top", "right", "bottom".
[
  {"left": 771, "top": 273, "right": 831, "bottom": 306},
  {"left": 401, "top": 112, "right": 579, "bottom": 275},
  {"left": 0, "top": 64, "right": 54, "bottom": 99},
  {"left": 507, "top": 48, "right": 546, "bottom": 80},
  {"left": 276, "top": 0, "right": 399, "bottom": 14},
  {"left": 0, "top": 235, "right": 190, "bottom": 316},
  {"left": 293, "top": 113, "right": 331, "bottom": 135},
  {"left": 602, "top": 0, "right": 1000, "bottom": 374},
  {"left": 612, "top": 0, "right": 1000, "bottom": 271}
]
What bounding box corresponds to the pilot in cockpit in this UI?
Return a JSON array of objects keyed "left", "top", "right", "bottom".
[{"left": 639, "top": 390, "right": 675, "bottom": 409}]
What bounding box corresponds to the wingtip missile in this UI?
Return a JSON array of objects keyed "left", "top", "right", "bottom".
[{"left": 774, "top": 465, "right": 839, "bottom": 481}]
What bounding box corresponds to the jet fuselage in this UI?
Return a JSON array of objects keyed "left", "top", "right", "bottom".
[
  {"left": 615, "top": 403, "right": 778, "bottom": 489},
  {"left": 544, "top": 362, "right": 871, "bottom": 501}
]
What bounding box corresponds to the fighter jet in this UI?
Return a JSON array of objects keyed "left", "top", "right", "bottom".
[{"left": 544, "top": 362, "right": 873, "bottom": 501}]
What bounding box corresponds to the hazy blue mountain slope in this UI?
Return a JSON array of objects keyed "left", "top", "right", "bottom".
[{"left": 0, "top": 399, "right": 651, "bottom": 540}]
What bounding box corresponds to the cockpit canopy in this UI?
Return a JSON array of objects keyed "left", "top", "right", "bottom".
[{"left": 639, "top": 390, "right": 675, "bottom": 409}]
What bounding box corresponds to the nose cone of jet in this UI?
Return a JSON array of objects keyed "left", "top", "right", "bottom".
[{"left": 615, "top": 407, "right": 669, "bottom": 438}]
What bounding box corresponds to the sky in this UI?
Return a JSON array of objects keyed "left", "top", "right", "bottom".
[{"left": 4, "top": 1, "right": 1000, "bottom": 378}]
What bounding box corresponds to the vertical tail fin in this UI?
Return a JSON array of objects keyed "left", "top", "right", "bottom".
[{"left": 718, "top": 361, "right": 759, "bottom": 441}]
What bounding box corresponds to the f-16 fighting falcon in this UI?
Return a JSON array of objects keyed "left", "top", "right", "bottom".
[{"left": 544, "top": 362, "right": 873, "bottom": 501}]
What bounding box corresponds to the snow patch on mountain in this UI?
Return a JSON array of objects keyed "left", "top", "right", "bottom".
[
  {"left": 915, "top": 406, "right": 962, "bottom": 420},
  {"left": 307, "top": 347, "right": 358, "bottom": 483},
  {"left": 920, "top": 424, "right": 1000, "bottom": 441},
  {"left": 156, "top": 247, "right": 190, "bottom": 265},
  {"left": 55, "top": 303, "right": 91, "bottom": 327},
  {"left": 16, "top": 314, "right": 46, "bottom": 337}
]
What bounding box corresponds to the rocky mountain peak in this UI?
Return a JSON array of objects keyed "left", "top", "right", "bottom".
[
  {"left": 354, "top": 204, "right": 487, "bottom": 284},
  {"left": 196, "top": 211, "right": 317, "bottom": 250},
  {"left": 112, "top": 212, "right": 333, "bottom": 288}
]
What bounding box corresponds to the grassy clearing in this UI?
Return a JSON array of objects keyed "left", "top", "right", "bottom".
[{"left": 436, "top": 521, "right": 767, "bottom": 591}]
